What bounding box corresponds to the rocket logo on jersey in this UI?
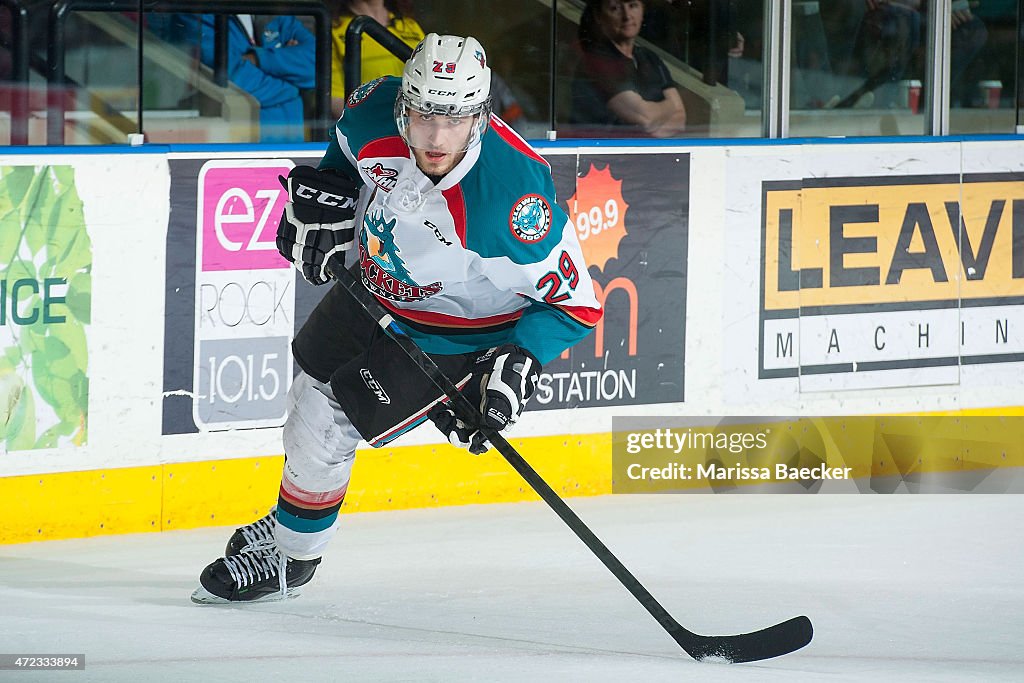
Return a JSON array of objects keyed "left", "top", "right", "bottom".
[
  {"left": 510, "top": 194, "right": 552, "bottom": 243},
  {"left": 359, "top": 210, "right": 443, "bottom": 302},
  {"left": 362, "top": 163, "right": 399, "bottom": 192},
  {"left": 347, "top": 76, "right": 386, "bottom": 108}
]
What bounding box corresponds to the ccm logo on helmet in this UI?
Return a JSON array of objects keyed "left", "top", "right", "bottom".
[
  {"left": 295, "top": 183, "right": 357, "bottom": 209},
  {"left": 428, "top": 89, "right": 457, "bottom": 96},
  {"left": 360, "top": 369, "right": 391, "bottom": 405}
]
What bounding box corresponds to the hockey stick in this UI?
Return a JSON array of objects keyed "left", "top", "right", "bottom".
[{"left": 326, "top": 255, "right": 813, "bottom": 663}]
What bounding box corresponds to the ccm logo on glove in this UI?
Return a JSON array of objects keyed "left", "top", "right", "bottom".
[
  {"left": 276, "top": 166, "right": 360, "bottom": 286},
  {"left": 294, "top": 183, "right": 358, "bottom": 209},
  {"left": 428, "top": 344, "right": 541, "bottom": 455}
]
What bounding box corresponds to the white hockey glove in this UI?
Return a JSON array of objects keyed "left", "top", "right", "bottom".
[
  {"left": 276, "top": 166, "right": 359, "bottom": 285},
  {"left": 429, "top": 345, "right": 541, "bottom": 455}
]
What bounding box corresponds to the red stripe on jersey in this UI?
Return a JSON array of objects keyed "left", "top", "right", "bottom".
[
  {"left": 359, "top": 135, "right": 408, "bottom": 160},
  {"left": 442, "top": 185, "right": 467, "bottom": 247},
  {"left": 375, "top": 294, "right": 525, "bottom": 328},
  {"left": 556, "top": 303, "right": 604, "bottom": 328},
  {"left": 490, "top": 116, "right": 550, "bottom": 168}
]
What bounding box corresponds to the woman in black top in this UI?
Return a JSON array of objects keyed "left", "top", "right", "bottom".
[{"left": 569, "top": 0, "right": 687, "bottom": 137}]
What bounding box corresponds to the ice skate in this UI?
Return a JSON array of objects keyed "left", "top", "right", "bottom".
[
  {"left": 191, "top": 540, "right": 321, "bottom": 604},
  {"left": 224, "top": 507, "right": 277, "bottom": 556}
]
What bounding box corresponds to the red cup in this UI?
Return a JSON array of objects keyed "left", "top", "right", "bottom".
[
  {"left": 978, "top": 80, "right": 1002, "bottom": 109},
  {"left": 905, "top": 80, "right": 921, "bottom": 114}
]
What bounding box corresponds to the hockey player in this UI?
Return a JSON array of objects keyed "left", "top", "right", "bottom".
[{"left": 192, "top": 34, "right": 603, "bottom": 604}]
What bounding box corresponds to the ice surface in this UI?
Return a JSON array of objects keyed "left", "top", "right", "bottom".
[{"left": 1, "top": 495, "right": 1021, "bottom": 681}]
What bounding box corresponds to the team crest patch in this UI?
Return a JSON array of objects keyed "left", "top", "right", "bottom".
[
  {"left": 362, "top": 162, "right": 399, "bottom": 192},
  {"left": 509, "top": 194, "right": 552, "bottom": 243},
  {"left": 347, "top": 77, "right": 386, "bottom": 108}
]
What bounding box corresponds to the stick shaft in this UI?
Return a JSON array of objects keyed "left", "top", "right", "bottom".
[{"left": 326, "top": 256, "right": 693, "bottom": 642}]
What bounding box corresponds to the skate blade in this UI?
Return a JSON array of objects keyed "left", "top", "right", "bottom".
[{"left": 190, "top": 585, "right": 302, "bottom": 605}]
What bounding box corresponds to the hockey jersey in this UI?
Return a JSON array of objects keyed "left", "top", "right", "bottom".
[{"left": 317, "top": 76, "right": 602, "bottom": 364}]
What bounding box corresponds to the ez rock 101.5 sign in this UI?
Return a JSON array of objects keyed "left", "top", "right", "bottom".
[{"left": 163, "top": 157, "right": 308, "bottom": 435}]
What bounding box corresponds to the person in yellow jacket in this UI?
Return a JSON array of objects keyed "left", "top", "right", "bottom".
[{"left": 326, "top": 0, "right": 425, "bottom": 117}]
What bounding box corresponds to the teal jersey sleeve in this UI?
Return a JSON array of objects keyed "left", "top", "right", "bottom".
[
  {"left": 318, "top": 76, "right": 404, "bottom": 180},
  {"left": 317, "top": 122, "right": 359, "bottom": 179},
  {"left": 509, "top": 301, "right": 597, "bottom": 365},
  {"left": 462, "top": 119, "right": 603, "bottom": 365}
]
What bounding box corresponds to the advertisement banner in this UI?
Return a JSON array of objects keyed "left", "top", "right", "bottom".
[
  {"left": 0, "top": 165, "right": 91, "bottom": 452},
  {"left": 163, "top": 150, "right": 690, "bottom": 435},
  {"left": 163, "top": 155, "right": 319, "bottom": 435},
  {"left": 760, "top": 171, "right": 1024, "bottom": 391},
  {"left": 192, "top": 160, "right": 296, "bottom": 430},
  {"left": 542, "top": 152, "right": 689, "bottom": 409}
]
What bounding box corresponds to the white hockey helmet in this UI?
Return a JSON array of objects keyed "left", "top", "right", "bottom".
[{"left": 396, "top": 33, "right": 492, "bottom": 153}]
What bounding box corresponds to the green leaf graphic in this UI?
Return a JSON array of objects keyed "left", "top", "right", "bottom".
[
  {"left": 7, "top": 383, "right": 35, "bottom": 451},
  {"left": 2, "top": 346, "right": 22, "bottom": 369},
  {"left": 4, "top": 257, "right": 35, "bottom": 283},
  {"left": 1, "top": 164, "right": 91, "bottom": 452},
  {"left": 34, "top": 424, "right": 64, "bottom": 449},
  {"left": 48, "top": 312, "right": 86, "bottom": 369},
  {"left": 3, "top": 166, "right": 36, "bottom": 211},
  {"left": 69, "top": 371, "right": 88, "bottom": 415},
  {"left": 65, "top": 272, "right": 91, "bottom": 324},
  {"left": 53, "top": 228, "right": 92, "bottom": 279},
  {"left": 20, "top": 167, "right": 49, "bottom": 255},
  {"left": 0, "top": 214, "right": 19, "bottom": 266},
  {"left": 48, "top": 185, "right": 87, "bottom": 245}
]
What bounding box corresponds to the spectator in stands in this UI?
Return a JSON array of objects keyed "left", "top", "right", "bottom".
[
  {"left": 150, "top": 13, "right": 316, "bottom": 143},
  {"left": 569, "top": 0, "right": 686, "bottom": 137},
  {"left": 325, "top": 0, "right": 424, "bottom": 117}
]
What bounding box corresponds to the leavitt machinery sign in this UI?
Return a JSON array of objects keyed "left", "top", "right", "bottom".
[{"left": 760, "top": 172, "right": 1024, "bottom": 389}]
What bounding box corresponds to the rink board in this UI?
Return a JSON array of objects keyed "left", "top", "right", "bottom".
[{"left": 2, "top": 138, "right": 1024, "bottom": 543}]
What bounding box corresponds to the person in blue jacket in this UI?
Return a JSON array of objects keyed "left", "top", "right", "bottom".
[{"left": 152, "top": 13, "right": 315, "bottom": 142}]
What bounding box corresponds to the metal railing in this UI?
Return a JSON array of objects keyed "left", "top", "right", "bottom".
[
  {"left": 0, "top": 0, "right": 40, "bottom": 144},
  {"left": 342, "top": 14, "right": 412, "bottom": 101}
]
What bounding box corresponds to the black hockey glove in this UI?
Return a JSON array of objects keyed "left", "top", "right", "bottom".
[
  {"left": 276, "top": 166, "right": 359, "bottom": 285},
  {"left": 427, "top": 408, "right": 491, "bottom": 455},
  {"left": 429, "top": 344, "right": 541, "bottom": 455}
]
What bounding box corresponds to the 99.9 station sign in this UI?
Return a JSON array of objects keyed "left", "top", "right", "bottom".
[{"left": 540, "top": 153, "right": 689, "bottom": 409}]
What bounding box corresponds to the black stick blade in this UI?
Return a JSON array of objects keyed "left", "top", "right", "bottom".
[{"left": 674, "top": 615, "right": 813, "bottom": 664}]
